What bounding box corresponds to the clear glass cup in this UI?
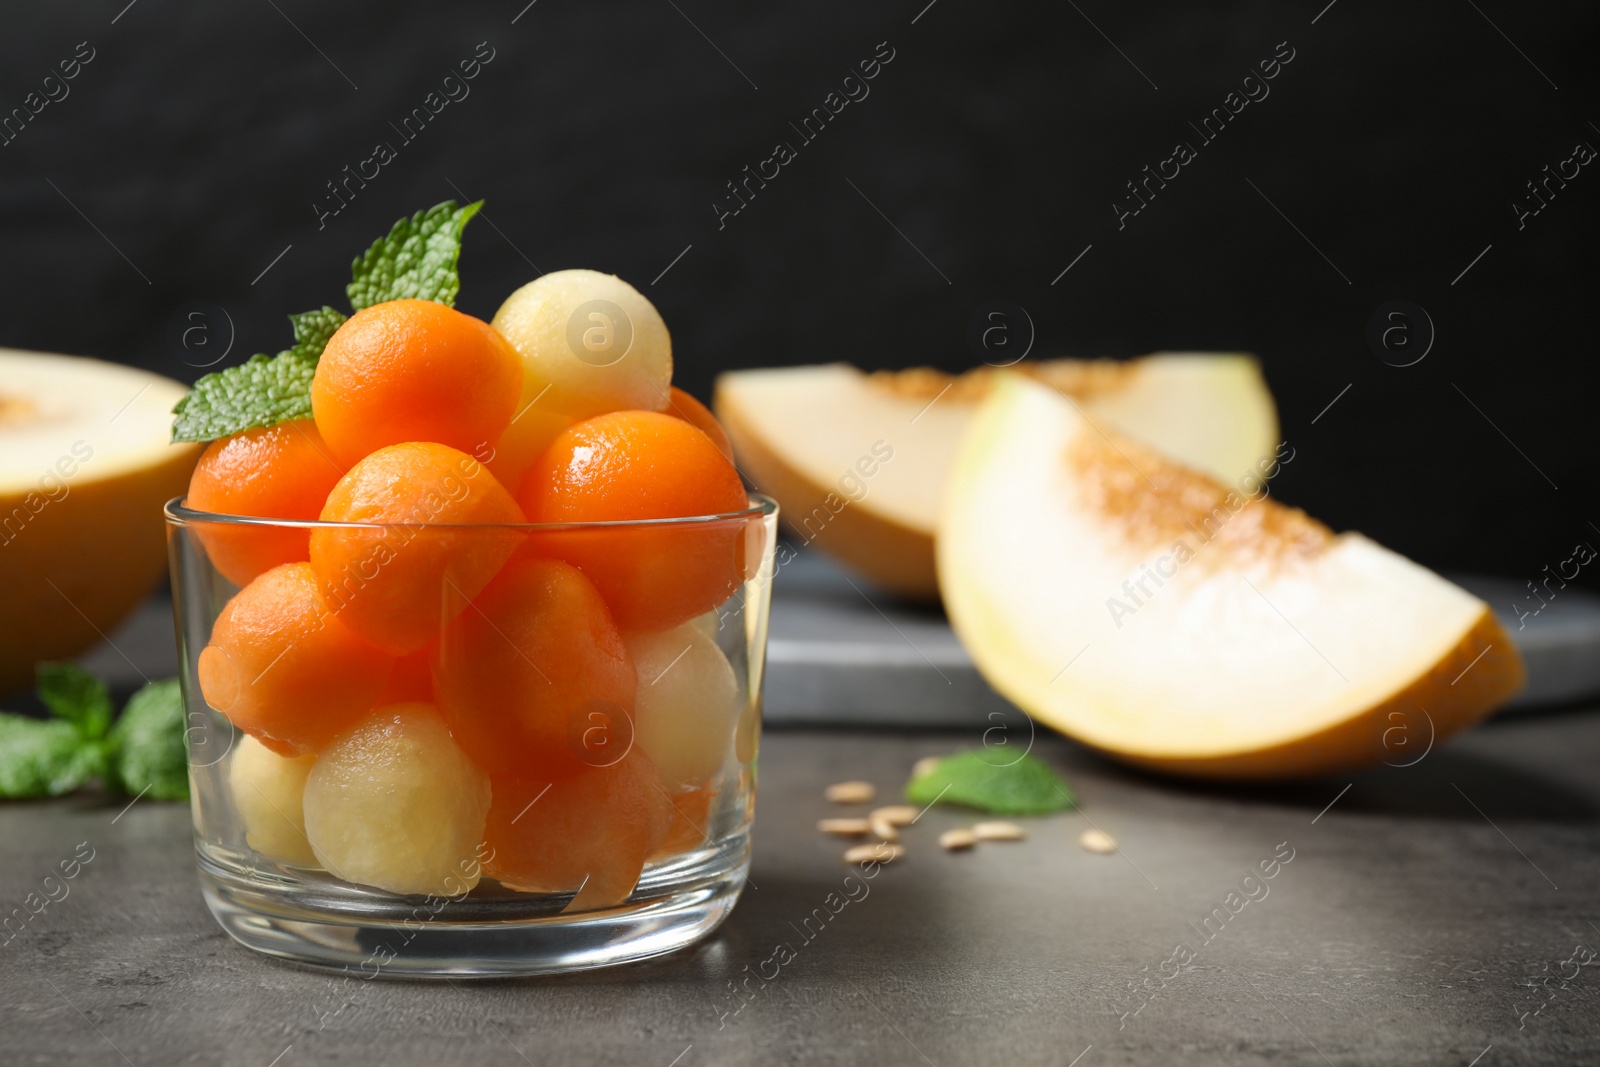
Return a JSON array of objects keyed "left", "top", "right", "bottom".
[{"left": 165, "top": 495, "right": 776, "bottom": 977}]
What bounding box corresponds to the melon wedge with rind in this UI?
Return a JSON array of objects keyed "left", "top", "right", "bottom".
[
  {"left": 0, "top": 350, "right": 200, "bottom": 691},
  {"left": 938, "top": 373, "right": 1524, "bottom": 780},
  {"left": 714, "top": 355, "right": 1276, "bottom": 600}
]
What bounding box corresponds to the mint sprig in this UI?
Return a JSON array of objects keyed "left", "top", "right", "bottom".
[
  {"left": 171, "top": 350, "right": 318, "bottom": 443},
  {"left": 347, "top": 200, "right": 481, "bottom": 311},
  {"left": 171, "top": 200, "right": 480, "bottom": 443},
  {"left": 0, "top": 666, "right": 188, "bottom": 801},
  {"left": 0, "top": 717, "right": 103, "bottom": 798},
  {"left": 37, "top": 662, "right": 113, "bottom": 741},
  {"left": 106, "top": 679, "right": 189, "bottom": 800},
  {"left": 905, "top": 749, "right": 1076, "bottom": 816},
  {"left": 288, "top": 305, "right": 348, "bottom": 360}
]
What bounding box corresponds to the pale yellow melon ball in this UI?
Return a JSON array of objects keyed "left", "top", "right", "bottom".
[
  {"left": 687, "top": 609, "right": 722, "bottom": 642},
  {"left": 626, "top": 623, "right": 739, "bottom": 790},
  {"left": 491, "top": 269, "right": 672, "bottom": 420},
  {"left": 302, "top": 703, "right": 491, "bottom": 896},
  {"left": 229, "top": 734, "right": 317, "bottom": 866}
]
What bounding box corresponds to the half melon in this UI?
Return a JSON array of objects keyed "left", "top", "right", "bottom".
[
  {"left": 715, "top": 355, "right": 1275, "bottom": 599},
  {"left": 0, "top": 350, "right": 199, "bottom": 692},
  {"left": 938, "top": 374, "right": 1524, "bottom": 779}
]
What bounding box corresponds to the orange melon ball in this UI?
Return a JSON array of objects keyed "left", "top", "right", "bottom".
[
  {"left": 377, "top": 645, "right": 436, "bottom": 704},
  {"left": 197, "top": 562, "right": 393, "bottom": 754},
  {"left": 519, "top": 411, "right": 750, "bottom": 630},
  {"left": 483, "top": 748, "right": 670, "bottom": 911},
  {"left": 309, "top": 442, "right": 525, "bottom": 655},
  {"left": 186, "top": 420, "right": 345, "bottom": 586},
  {"left": 665, "top": 387, "right": 734, "bottom": 462},
  {"left": 649, "top": 783, "right": 716, "bottom": 862},
  {"left": 310, "top": 299, "right": 523, "bottom": 467},
  {"left": 481, "top": 400, "right": 573, "bottom": 499},
  {"left": 434, "top": 556, "right": 635, "bottom": 777}
]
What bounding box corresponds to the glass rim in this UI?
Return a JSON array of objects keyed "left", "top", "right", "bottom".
[{"left": 164, "top": 493, "right": 777, "bottom": 532}]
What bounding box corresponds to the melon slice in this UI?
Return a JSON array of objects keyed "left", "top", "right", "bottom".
[
  {"left": 0, "top": 350, "right": 199, "bottom": 691},
  {"left": 714, "top": 355, "right": 1275, "bottom": 599},
  {"left": 938, "top": 374, "right": 1524, "bottom": 779}
]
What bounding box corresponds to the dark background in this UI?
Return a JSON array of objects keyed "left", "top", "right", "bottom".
[{"left": 1, "top": 0, "right": 1594, "bottom": 580}]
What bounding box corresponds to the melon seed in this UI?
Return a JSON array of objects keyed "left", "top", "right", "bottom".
[
  {"left": 939, "top": 828, "right": 978, "bottom": 851},
  {"left": 818, "top": 818, "right": 871, "bottom": 837},
  {"left": 845, "top": 842, "right": 905, "bottom": 865},
  {"left": 973, "top": 821, "right": 1026, "bottom": 842},
  {"left": 871, "top": 805, "right": 918, "bottom": 827},
  {"left": 1079, "top": 828, "right": 1117, "bottom": 854},
  {"left": 826, "top": 781, "right": 875, "bottom": 804},
  {"left": 870, "top": 814, "right": 899, "bottom": 842}
]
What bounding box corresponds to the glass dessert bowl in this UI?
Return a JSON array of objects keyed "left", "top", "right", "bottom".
[
  {"left": 158, "top": 207, "right": 772, "bottom": 976},
  {"left": 167, "top": 497, "right": 776, "bottom": 977}
]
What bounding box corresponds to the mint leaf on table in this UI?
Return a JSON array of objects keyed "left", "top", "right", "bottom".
[
  {"left": 0, "top": 669, "right": 189, "bottom": 801},
  {"left": 36, "top": 662, "right": 112, "bottom": 741},
  {"left": 905, "top": 750, "right": 1076, "bottom": 816},
  {"left": 107, "top": 679, "right": 188, "bottom": 801},
  {"left": 0, "top": 663, "right": 111, "bottom": 798},
  {"left": 346, "top": 199, "right": 481, "bottom": 310},
  {"left": 0, "top": 715, "right": 104, "bottom": 798},
  {"left": 171, "top": 350, "right": 317, "bottom": 443}
]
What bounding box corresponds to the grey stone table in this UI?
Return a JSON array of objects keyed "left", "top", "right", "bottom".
[{"left": 4, "top": 711, "right": 1598, "bottom": 1066}]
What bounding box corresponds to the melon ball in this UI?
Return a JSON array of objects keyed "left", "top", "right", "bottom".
[
  {"left": 197, "top": 562, "right": 393, "bottom": 754},
  {"left": 229, "top": 734, "right": 317, "bottom": 866},
  {"left": 303, "top": 703, "right": 491, "bottom": 896},
  {"left": 490, "top": 269, "right": 672, "bottom": 420},
  {"left": 482, "top": 401, "right": 573, "bottom": 499},
  {"left": 687, "top": 610, "right": 722, "bottom": 641},
  {"left": 626, "top": 623, "right": 739, "bottom": 790},
  {"left": 650, "top": 783, "right": 715, "bottom": 862},
  {"left": 483, "top": 750, "right": 671, "bottom": 911}
]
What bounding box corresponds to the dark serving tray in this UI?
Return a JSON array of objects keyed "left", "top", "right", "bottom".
[{"left": 762, "top": 550, "right": 1600, "bottom": 726}]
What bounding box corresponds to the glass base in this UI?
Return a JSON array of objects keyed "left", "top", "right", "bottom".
[{"left": 196, "top": 833, "right": 749, "bottom": 978}]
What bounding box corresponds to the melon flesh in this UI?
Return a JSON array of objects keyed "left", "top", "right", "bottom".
[
  {"left": 714, "top": 355, "right": 1275, "bottom": 599},
  {"left": 938, "top": 374, "right": 1524, "bottom": 779},
  {"left": 0, "top": 350, "right": 199, "bottom": 691}
]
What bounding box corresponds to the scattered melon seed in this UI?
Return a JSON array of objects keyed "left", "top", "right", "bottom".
[
  {"left": 973, "top": 821, "right": 1026, "bottom": 842},
  {"left": 818, "top": 818, "right": 871, "bottom": 837},
  {"left": 939, "top": 828, "right": 978, "bottom": 851},
  {"left": 1079, "top": 828, "right": 1117, "bottom": 854},
  {"left": 869, "top": 814, "right": 899, "bottom": 842},
  {"left": 912, "top": 756, "right": 941, "bottom": 779},
  {"left": 871, "top": 805, "right": 918, "bottom": 827},
  {"left": 844, "top": 842, "right": 905, "bottom": 865},
  {"left": 826, "top": 780, "right": 876, "bottom": 804}
]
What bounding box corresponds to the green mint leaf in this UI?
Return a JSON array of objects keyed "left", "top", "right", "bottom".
[
  {"left": 168, "top": 308, "right": 340, "bottom": 444},
  {"left": 346, "top": 199, "right": 481, "bottom": 311},
  {"left": 0, "top": 714, "right": 101, "bottom": 798},
  {"left": 36, "top": 662, "right": 112, "bottom": 741},
  {"left": 107, "top": 679, "right": 189, "bottom": 801},
  {"left": 171, "top": 351, "right": 317, "bottom": 443},
  {"left": 169, "top": 201, "right": 475, "bottom": 444},
  {"left": 288, "top": 305, "right": 347, "bottom": 360},
  {"left": 905, "top": 749, "right": 1076, "bottom": 816}
]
